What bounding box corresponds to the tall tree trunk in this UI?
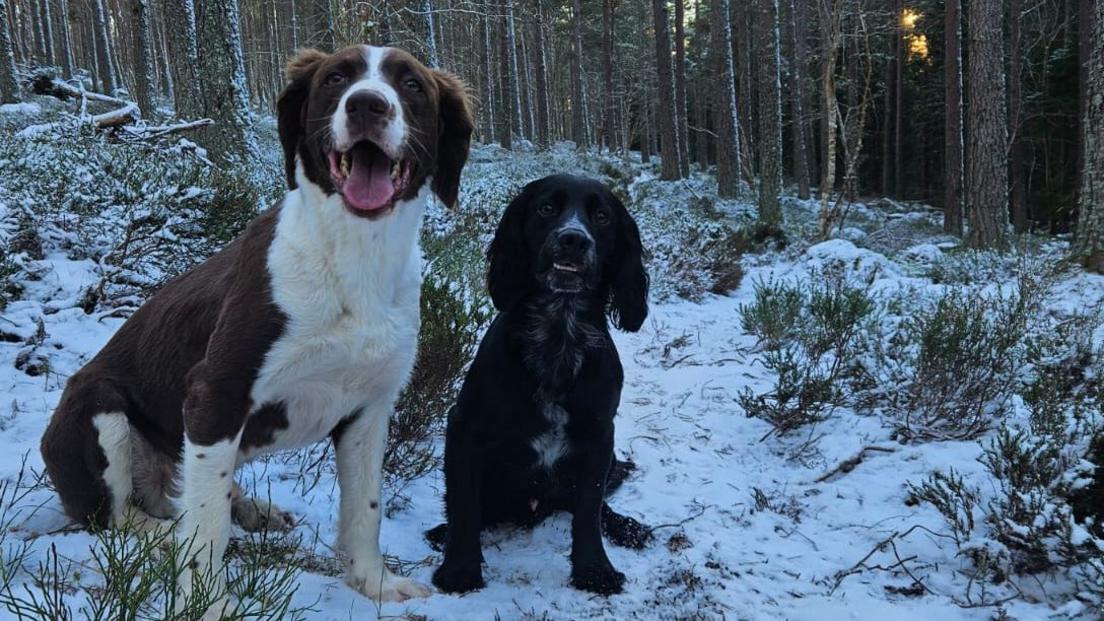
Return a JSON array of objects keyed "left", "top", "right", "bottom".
[
  {"left": 966, "top": 0, "right": 1009, "bottom": 249},
  {"left": 713, "top": 0, "right": 741, "bottom": 197},
  {"left": 1074, "top": 0, "right": 1104, "bottom": 270},
  {"left": 944, "top": 0, "right": 964, "bottom": 236},
  {"left": 0, "top": 0, "right": 17, "bottom": 102},
  {"left": 131, "top": 0, "right": 154, "bottom": 116},
  {"left": 507, "top": 1, "right": 522, "bottom": 138},
  {"left": 652, "top": 0, "right": 678, "bottom": 179},
  {"left": 570, "top": 0, "right": 587, "bottom": 150},
  {"left": 497, "top": 15, "right": 513, "bottom": 149},
  {"left": 601, "top": 0, "right": 615, "bottom": 152},
  {"left": 532, "top": 0, "right": 549, "bottom": 147},
  {"left": 755, "top": 0, "right": 782, "bottom": 225},
  {"left": 734, "top": 0, "right": 753, "bottom": 175},
  {"left": 196, "top": 0, "right": 256, "bottom": 166},
  {"left": 164, "top": 0, "right": 200, "bottom": 119},
  {"left": 39, "top": 0, "right": 52, "bottom": 64},
  {"left": 787, "top": 0, "right": 810, "bottom": 199},
  {"left": 893, "top": 0, "right": 903, "bottom": 197},
  {"left": 57, "top": 0, "right": 72, "bottom": 76},
  {"left": 424, "top": 0, "right": 439, "bottom": 67},
  {"left": 1008, "top": 0, "right": 1026, "bottom": 232},
  {"left": 91, "top": 0, "right": 114, "bottom": 93},
  {"left": 818, "top": 0, "right": 842, "bottom": 229},
  {"left": 673, "top": 0, "right": 688, "bottom": 174}
]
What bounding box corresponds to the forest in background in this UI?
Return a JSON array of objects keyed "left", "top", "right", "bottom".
[{"left": 0, "top": 0, "right": 1100, "bottom": 259}]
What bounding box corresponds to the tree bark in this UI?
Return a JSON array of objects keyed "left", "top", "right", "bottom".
[
  {"left": 38, "top": 0, "right": 53, "bottom": 65},
  {"left": 91, "top": 0, "right": 115, "bottom": 93},
  {"left": 195, "top": 0, "right": 256, "bottom": 166},
  {"left": 507, "top": 1, "right": 522, "bottom": 138},
  {"left": 944, "top": 0, "right": 964, "bottom": 236},
  {"left": 131, "top": 0, "right": 155, "bottom": 116},
  {"left": 712, "top": 0, "right": 741, "bottom": 197},
  {"left": 787, "top": 0, "right": 810, "bottom": 199},
  {"left": 164, "top": 0, "right": 200, "bottom": 119},
  {"left": 966, "top": 0, "right": 1009, "bottom": 249},
  {"left": 755, "top": 0, "right": 782, "bottom": 225},
  {"left": 481, "top": 4, "right": 495, "bottom": 142},
  {"left": 1008, "top": 0, "right": 1026, "bottom": 233},
  {"left": 297, "top": 0, "right": 334, "bottom": 52},
  {"left": 674, "top": 0, "right": 688, "bottom": 174},
  {"left": 818, "top": 0, "right": 842, "bottom": 230},
  {"left": 571, "top": 0, "right": 587, "bottom": 150},
  {"left": 57, "top": 0, "right": 73, "bottom": 77},
  {"left": 532, "top": 0, "right": 549, "bottom": 147},
  {"left": 1073, "top": 0, "right": 1104, "bottom": 271},
  {"left": 497, "top": 15, "right": 513, "bottom": 149},
  {"left": 652, "top": 0, "right": 678, "bottom": 180},
  {"left": 601, "top": 0, "right": 615, "bottom": 151},
  {"left": 424, "top": 0, "right": 439, "bottom": 67},
  {"left": 0, "top": 0, "right": 17, "bottom": 103}
]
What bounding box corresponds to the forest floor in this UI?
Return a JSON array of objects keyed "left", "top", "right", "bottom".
[{"left": 0, "top": 98, "right": 1101, "bottom": 620}]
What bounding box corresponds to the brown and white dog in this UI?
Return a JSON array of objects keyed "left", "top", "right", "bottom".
[{"left": 40, "top": 45, "right": 473, "bottom": 613}]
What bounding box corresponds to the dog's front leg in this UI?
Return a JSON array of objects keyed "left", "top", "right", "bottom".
[
  {"left": 432, "top": 420, "right": 484, "bottom": 593},
  {"left": 334, "top": 406, "right": 430, "bottom": 602},
  {"left": 177, "top": 373, "right": 247, "bottom": 620},
  {"left": 569, "top": 423, "right": 625, "bottom": 595}
]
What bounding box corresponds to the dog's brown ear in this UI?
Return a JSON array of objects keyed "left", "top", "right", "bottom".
[
  {"left": 277, "top": 49, "right": 328, "bottom": 189},
  {"left": 431, "top": 70, "right": 474, "bottom": 209}
]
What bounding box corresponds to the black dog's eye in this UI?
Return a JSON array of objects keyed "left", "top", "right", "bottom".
[
  {"left": 594, "top": 210, "right": 611, "bottom": 226},
  {"left": 403, "top": 77, "right": 423, "bottom": 93},
  {"left": 325, "top": 72, "right": 347, "bottom": 87},
  {"left": 537, "top": 203, "right": 556, "bottom": 217}
]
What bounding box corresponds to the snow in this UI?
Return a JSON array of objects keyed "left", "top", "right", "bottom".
[{"left": 0, "top": 132, "right": 1101, "bottom": 619}]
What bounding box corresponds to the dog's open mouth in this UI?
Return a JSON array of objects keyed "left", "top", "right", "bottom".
[{"left": 327, "top": 140, "right": 413, "bottom": 214}]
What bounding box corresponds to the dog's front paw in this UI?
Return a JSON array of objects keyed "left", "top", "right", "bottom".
[
  {"left": 348, "top": 570, "right": 431, "bottom": 602},
  {"left": 604, "top": 514, "right": 653, "bottom": 550},
  {"left": 571, "top": 561, "right": 626, "bottom": 595},
  {"left": 432, "top": 560, "right": 484, "bottom": 594}
]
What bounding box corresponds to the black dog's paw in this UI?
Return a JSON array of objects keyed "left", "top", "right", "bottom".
[
  {"left": 432, "top": 561, "right": 484, "bottom": 594},
  {"left": 604, "top": 514, "right": 653, "bottom": 550},
  {"left": 570, "top": 561, "right": 626, "bottom": 595},
  {"left": 424, "top": 523, "right": 448, "bottom": 551}
]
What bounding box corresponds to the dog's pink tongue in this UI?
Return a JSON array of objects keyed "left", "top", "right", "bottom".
[{"left": 343, "top": 150, "right": 394, "bottom": 211}]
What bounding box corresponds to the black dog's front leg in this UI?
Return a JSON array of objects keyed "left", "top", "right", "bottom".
[
  {"left": 569, "top": 424, "right": 626, "bottom": 595},
  {"left": 432, "top": 423, "right": 485, "bottom": 593}
]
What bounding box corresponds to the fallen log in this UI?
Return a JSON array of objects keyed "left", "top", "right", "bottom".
[
  {"left": 31, "top": 75, "right": 129, "bottom": 107},
  {"left": 88, "top": 103, "right": 141, "bottom": 128}
]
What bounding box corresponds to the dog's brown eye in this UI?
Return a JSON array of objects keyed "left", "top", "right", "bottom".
[
  {"left": 537, "top": 203, "right": 556, "bottom": 217},
  {"left": 403, "top": 77, "right": 423, "bottom": 93},
  {"left": 325, "top": 72, "right": 347, "bottom": 87},
  {"left": 594, "top": 210, "right": 611, "bottom": 226}
]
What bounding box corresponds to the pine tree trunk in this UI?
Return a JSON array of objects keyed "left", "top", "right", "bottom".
[
  {"left": 944, "top": 0, "right": 964, "bottom": 236},
  {"left": 734, "top": 1, "right": 753, "bottom": 175},
  {"left": 818, "top": 0, "right": 841, "bottom": 229},
  {"left": 1008, "top": 0, "right": 1027, "bottom": 233},
  {"left": 571, "top": 0, "right": 587, "bottom": 150},
  {"left": 57, "top": 0, "right": 72, "bottom": 77},
  {"left": 674, "top": 0, "right": 688, "bottom": 175},
  {"left": 712, "top": 0, "right": 741, "bottom": 198},
  {"left": 601, "top": 0, "right": 615, "bottom": 152},
  {"left": 787, "top": 0, "right": 810, "bottom": 200},
  {"left": 893, "top": 0, "right": 903, "bottom": 197},
  {"left": 424, "top": 0, "right": 439, "bottom": 67},
  {"left": 1073, "top": 0, "right": 1104, "bottom": 271},
  {"left": 0, "top": 0, "right": 17, "bottom": 103},
  {"left": 966, "top": 0, "right": 1009, "bottom": 249},
  {"left": 497, "top": 15, "right": 513, "bottom": 149},
  {"left": 92, "top": 0, "right": 115, "bottom": 93},
  {"left": 652, "top": 0, "right": 678, "bottom": 180},
  {"left": 165, "top": 0, "right": 200, "bottom": 119},
  {"left": 131, "top": 0, "right": 154, "bottom": 116},
  {"left": 39, "top": 0, "right": 53, "bottom": 65},
  {"left": 507, "top": 1, "right": 522, "bottom": 139},
  {"left": 532, "top": 0, "right": 549, "bottom": 148},
  {"left": 195, "top": 0, "right": 256, "bottom": 166},
  {"left": 755, "top": 0, "right": 782, "bottom": 225},
  {"left": 481, "top": 5, "right": 495, "bottom": 142}
]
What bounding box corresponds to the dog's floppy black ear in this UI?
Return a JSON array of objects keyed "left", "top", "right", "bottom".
[
  {"left": 277, "top": 49, "right": 328, "bottom": 190},
  {"left": 607, "top": 192, "right": 649, "bottom": 332},
  {"left": 487, "top": 184, "right": 533, "bottom": 312},
  {"left": 431, "top": 70, "right": 475, "bottom": 209}
]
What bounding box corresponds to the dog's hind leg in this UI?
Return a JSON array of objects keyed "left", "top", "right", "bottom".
[
  {"left": 601, "top": 503, "right": 652, "bottom": 549},
  {"left": 230, "top": 483, "right": 296, "bottom": 532}
]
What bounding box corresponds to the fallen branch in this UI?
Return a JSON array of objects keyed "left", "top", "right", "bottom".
[
  {"left": 90, "top": 103, "right": 140, "bottom": 129},
  {"left": 814, "top": 445, "right": 897, "bottom": 483},
  {"left": 120, "top": 118, "right": 213, "bottom": 140},
  {"left": 31, "top": 75, "right": 128, "bottom": 107}
]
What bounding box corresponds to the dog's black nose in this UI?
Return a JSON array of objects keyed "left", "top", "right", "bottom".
[
  {"left": 346, "top": 90, "right": 391, "bottom": 117},
  {"left": 557, "top": 229, "right": 592, "bottom": 254}
]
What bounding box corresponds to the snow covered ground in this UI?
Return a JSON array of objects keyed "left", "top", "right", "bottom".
[{"left": 0, "top": 116, "right": 1101, "bottom": 619}]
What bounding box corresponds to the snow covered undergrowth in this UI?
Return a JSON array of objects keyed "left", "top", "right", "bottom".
[{"left": 0, "top": 115, "right": 1102, "bottom": 619}]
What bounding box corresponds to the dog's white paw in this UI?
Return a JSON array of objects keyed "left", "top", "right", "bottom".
[{"left": 348, "top": 570, "right": 431, "bottom": 602}]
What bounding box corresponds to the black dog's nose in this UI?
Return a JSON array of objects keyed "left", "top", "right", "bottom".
[
  {"left": 346, "top": 90, "right": 391, "bottom": 117},
  {"left": 557, "top": 230, "right": 592, "bottom": 254}
]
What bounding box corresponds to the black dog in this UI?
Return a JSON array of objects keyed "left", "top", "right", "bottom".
[{"left": 428, "top": 174, "right": 651, "bottom": 596}]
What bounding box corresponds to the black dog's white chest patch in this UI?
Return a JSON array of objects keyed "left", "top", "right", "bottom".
[{"left": 530, "top": 403, "right": 570, "bottom": 469}]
